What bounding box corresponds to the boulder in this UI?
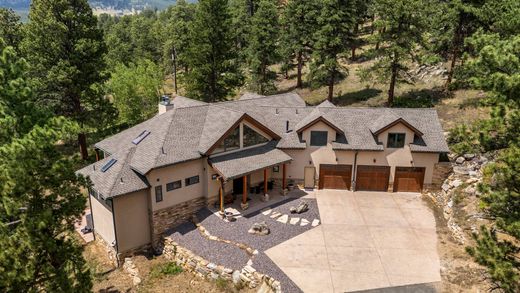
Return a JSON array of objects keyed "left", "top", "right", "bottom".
[
  {"left": 450, "top": 179, "right": 462, "bottom": 188},
  {"left": 248, "top": 222, "right": 270, "bottom": 236},
  {"left": 290, "top": 201, "right": 309, "bottom": 214},
  {"left": 453, "top": 166, "right": 469, "bottom": 175},
  {"left": 441, "top": 183, "right": 451, "bottom": 192},
  {"left": 455, "top": 156, "right": 465, "bottom": 164},
  {"left": 463, "top": 153, "right": 476, "bottom": 160}
]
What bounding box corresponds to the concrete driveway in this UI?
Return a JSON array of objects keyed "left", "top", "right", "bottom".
[{"left": 265, "top": 190, "right": 441, "bottom": 293}]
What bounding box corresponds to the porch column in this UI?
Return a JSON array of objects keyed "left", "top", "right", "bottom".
[
  {"left": 241, "top": 175, "right": 249, "bottom": 210},
  {"left": 263, "top": 169, "right": 268, "bottom": 195},
  {"left": 282, "top": 163, "right": 287, "bottom": 190},
  {"left": 219, "top": 178, "right": 224, "bottom": 215},
  {"left": 95, "top": 148, "right": 100, "bottom": 162}
]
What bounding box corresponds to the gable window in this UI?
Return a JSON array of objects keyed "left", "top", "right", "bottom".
[
  {"left": 214, "top": 126, "right": 240, "bottom": 154},
  {"left": 166, "top": 180, "right": 181, "bottom": 191},
  {"left": 155, "top": 185, "right": 163, "bottom": 202},
  {"left": 243, "top": 124, "right": 269, "bottom": 147},
  {"left": 310, "top": 131, "right": 328, "bottom": 146},
  {"left": 185, "top": 175, "right": 200, "bottom": 186},
  {"left": 387, "top": 133, "right": 406, "bottom": 148}
]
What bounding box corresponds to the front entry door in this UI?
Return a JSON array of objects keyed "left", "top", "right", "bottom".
[
  {"left": 233, "top": 177, "right": 243, "bottom": 195},
  {"left": 304, "top": 167, "right": 316, "bottom": 189}
]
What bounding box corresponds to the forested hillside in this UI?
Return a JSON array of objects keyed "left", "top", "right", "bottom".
[{"left": 0, "top": 0, "right": 519, "bottom": 292}]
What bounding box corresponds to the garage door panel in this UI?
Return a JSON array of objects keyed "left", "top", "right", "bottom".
[
  {"left": 394, "top": 167, "right": 425, "bottom": 192},
  {"left": 355, "top": 165, "right": 390, "bottom": 191},
  {"left": 319, "top": 164, "right": 352, "bottom": 189}
]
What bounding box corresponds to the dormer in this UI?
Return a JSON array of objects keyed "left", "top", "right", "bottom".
[
  {"left": 370, "top": 116, "right": 423, "bottom": 149},
  {"left": 296, "top": 116, "right": 343, "bottom": 148}
]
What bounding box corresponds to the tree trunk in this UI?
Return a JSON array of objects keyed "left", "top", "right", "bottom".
[
  {"left": 296, "top": 52, "right": 303, "bottom": 88},
  {"left": 351, "top": 47, "right": 356, "bottom": 60},
  {"left": 388, "top": 57, "right": 398, "bottom": 107},
  {"left": 78, "top": 132, "right": 88, "bottom": 160},
  {"left": 328, "top": 71, "right": 334, "bottom": 101},
  {"left": 171, "top": 50, "right": 178, "bottom": 94},
  {"left": 446, "top": 14, "right": 464, "bottom": 89}
]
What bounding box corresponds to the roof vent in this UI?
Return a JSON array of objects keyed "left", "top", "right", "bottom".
[
  {"left": 132, "top": 130, "right": 150, "bottom": 145},
  {"left": 296, "top": 109, "right": 299, "bottom": 114},
  {"left": 160, "top": 95, "right": 171, "bottom": 105},
  {"left": 158, "top": 95, "right": 174, "bottom": 115},
  {"left": 286, "top": 120, "right": 291, "bottom": 133},
  {"left": 275, "top": 108, "right": 279, "bottom": 114},
  {"left": 101, "top": 158, "right": 117, "bottom": 173}
]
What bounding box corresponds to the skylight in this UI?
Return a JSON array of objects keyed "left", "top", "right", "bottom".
[
  {"left": 101, "top": 158, "right": 117, "bottom": 172},
  {"left": 132, "top": 130, "right": 151, "bottom": 145}
]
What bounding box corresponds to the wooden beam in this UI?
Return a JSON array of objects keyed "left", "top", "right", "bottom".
[
  {"left": 242, "top": 176, "right": 247, "bottom": 204},
  {"left": 219, "top": 179, "right": 224, "bottom": 214},
  {"left": 264, "top": 169, "right": 268, "bottom": 195},
  {"left": 282, "top": 164, "right": 287, "bottom": 190}
]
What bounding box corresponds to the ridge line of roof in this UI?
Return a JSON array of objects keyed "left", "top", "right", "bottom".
[
  {"left": 152, "top": 109, "right": 179, "bottom": 173},
  {"left": 106, "top": 147, "right": 133, "bottom": 197}
]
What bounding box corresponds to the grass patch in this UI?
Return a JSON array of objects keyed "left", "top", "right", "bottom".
[
  {"left": 215, "top": 277, "right": 229, "bottom": 291},
  {"left": 150, "top": 262, "right": 183, "bottom": 278}
]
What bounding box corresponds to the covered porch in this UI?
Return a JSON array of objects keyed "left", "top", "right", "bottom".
[{"left": 208, "top": 142, "right": 292, "bottom": 214}]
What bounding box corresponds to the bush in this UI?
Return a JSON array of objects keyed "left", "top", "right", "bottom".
[
  {"left": 447, "top": 124, "right": 480, "bottom": 155},
  {"left": 150, "top": 262, "right": 183, "bottom": 278}
]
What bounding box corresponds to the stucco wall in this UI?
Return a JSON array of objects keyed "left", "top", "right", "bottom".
[
  {"left": 90, "top": 195, "right": 115, "bottom": 246},
  {"left": 277, "top": 122, "right": 439, "bottom": 185},
  {"left": 113, "top": 190, "right": 151, "bottom": 252},
  {"left": 147, "top": 159, "right": 205, "bottom": 211}
]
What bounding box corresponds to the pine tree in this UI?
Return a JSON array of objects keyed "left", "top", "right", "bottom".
[
  {"left": 22, "top": 0, "right": 112, "bottom": 160},
  {"left": 280, "top": 0, "right": 319, "bottom": 88},
  {"left": 308, "top": 0, "right": 356, "bottom": 101},
  {"left": 0, "top": 8, "right": 22, "bottom": 50},
  {"left": 245, "top": 0, "right": 279, "bottom": 94},
  {"left": 0, "top": 41, "right": 91, "bottom": 293},
  {"left": 362, "top": 0, "right": 432, "bottom": 106},
  {"left": 184, "top": 0, "right": 244, "bottom": 102}
]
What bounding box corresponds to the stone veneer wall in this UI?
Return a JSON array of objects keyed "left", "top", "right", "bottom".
[
  {"left": 432, "top": 162, "right": 453, "bottom": 187},
  {"left": 152, "top": 196, "right": 206, "bottom": 246},
  {"left": 163, "top": 238, "right": 281, "bottom": 292}
]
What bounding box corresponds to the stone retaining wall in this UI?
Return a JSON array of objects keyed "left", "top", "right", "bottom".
[
  {"left": 94, "top": 232, "right": 118, "bottom": 266},
  {"left": 432, "top": 162, "right": 453, "bottom": 187},
  {"left": 152, "top": 196, "right": 206, "bottom": 247},
  {"left": 163, "top": 238, "right": 281, "bottom": 292}
]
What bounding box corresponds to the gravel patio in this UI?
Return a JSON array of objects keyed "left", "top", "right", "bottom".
[{"left": 167, "top": 189, "right": 320, "bottom": 293}]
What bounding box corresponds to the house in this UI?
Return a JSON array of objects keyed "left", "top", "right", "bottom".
[{"left": 77, "top": 93, "right": 449, "bottom": 263}]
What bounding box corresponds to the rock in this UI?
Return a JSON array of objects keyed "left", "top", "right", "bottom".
[
  {"left": 468, "top": 171, "right": 479, "bottom": 177},
  {"left": 132, "top": 276, "right": 141, "bottom": 286},
  {"left": 300, "top": 219, "right": 309, "bottom": 226},
  {"left": 248, "top": 222, "right": 270, "bottom": 236},
  {"left": 290, "top": 201, "right": 309, "bottom": 214},
  {"left": 455, "top": 156, "right": 465, "bottom": 164},
  {"left": 311, "top": 219, "right": 320, "bottom": 227},
  {"left": 276, "top": 214, "right": 289, "bottom": 224},
  {"left": 453, "top": 166, "right": 469, "bottom": 175},
  {"left": 232, "top": 270, "right": 241, "bottom": 284},
  {"left": 270, "top": 212, "right": 282, "bottom": 219},
  {"left": 442, "top": 183, "right": 451, "bottom": 192},
  {"left": 450, "top": 179, "right": 462, "bottom": 188},
  {"left": 261, "top": 208, "right": 272, "bottom": 216},
  {"left": 463, "top": 153, "right": 476, "bottom": 160},
  {"left": 289, "top": 217, "right": 300, "bottom": 225}
]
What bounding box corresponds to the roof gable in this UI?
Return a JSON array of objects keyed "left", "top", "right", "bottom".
[{"left": 371, "top": 117, "right": 424, "bottom": 136}]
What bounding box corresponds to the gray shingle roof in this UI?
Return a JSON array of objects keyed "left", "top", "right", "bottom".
[
  {"left": 80, "top": 94, "right": 449, "bottom": 197},
  {"left": 209, "top": 141, "right": 292, "bottom": 180}
]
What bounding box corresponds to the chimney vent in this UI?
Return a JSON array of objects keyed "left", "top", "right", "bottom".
[{"left": 158, "top": 95, "right": 174, "bottom": 115}]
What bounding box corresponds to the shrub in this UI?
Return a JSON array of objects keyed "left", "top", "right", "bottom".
[{"left": 151, "top": 262, "right": 183, "bottom": 278}]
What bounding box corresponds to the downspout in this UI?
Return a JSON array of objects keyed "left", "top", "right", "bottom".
[
  {"left": 110, "top": 198, "right": 120, "bottom": 264},
  {"left": 352, "top": 151, "right": 358, "bottom": 191},
  {"left": 87, "top": 189, "right": 95, "bottom": 241}
]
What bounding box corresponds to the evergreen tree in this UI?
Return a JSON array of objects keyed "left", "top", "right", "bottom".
[
  {"left": 184, "top": 0, "right": 243, "bottom": 102},
  {"left": 159, "top": 0, "right": 196, "bottom": 93},
  {"left": 245, "top": 0, "right": 279, "bottom": 94},
  {"left": 0, "top": 8, "right": 22, "bottom": 50},
  {"left": 308, "top": 0, "right": 356, "bottom": 101},
  {"left": 22, "top": 0, "right": 112, "bottom": 160},
  {"left": 229, "top": 0, "right": 260, "bottom": 59},
  {"left": 362, "top": 0, "right": 432, "bottom": 106},
  {"left": 0, "top": 41, "right": 91, "bottom": 293},
  {"left": 280, "top": 0, "right": 319, "bottom": 88}
]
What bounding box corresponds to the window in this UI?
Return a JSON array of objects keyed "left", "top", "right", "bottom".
[
  {"left": 310, "top": 131, "right": 328, "bottom": 146},
  {"left": 213, "top": 126, "right": 240, "bottom": 154},
  {"left": 387, "top": 133, "right": 406, "bottom": 148},
  {"left": 132, "top": 130, "right": 150, "bottom": 145},
  {"left": 155, "top": 185, "right": 163, "bottom": 202},
  {"left": 243, "top": 124, "right": 269, "bottom": 147},
  {"left": 166, "top": 180, "right": 182, "bottom": 191},
  {"left": 185, "top": 175, "right": 200, "bottom": 186}
]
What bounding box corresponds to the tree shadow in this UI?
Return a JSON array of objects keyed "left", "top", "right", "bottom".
[
  {"left": 394, "top": 87, "right": 453, "bottom": 108},
  {"left": 335, "top": 88, "right": 383, "bottom": 106}
]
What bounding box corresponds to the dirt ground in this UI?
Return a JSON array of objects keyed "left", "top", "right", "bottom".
[{"left": 83, "top": 241, "right": 254, "bottom": 293}]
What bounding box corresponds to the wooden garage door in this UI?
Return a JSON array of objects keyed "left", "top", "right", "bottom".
[
  {"left": 319, "top": 164, "right": 352, "bottom": 189},
  {"left": 355, "top": 165, "right": 390, "bottom": 191},
  {"left": 393, "top": 167, "right": 425, "bottom": 192}
]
